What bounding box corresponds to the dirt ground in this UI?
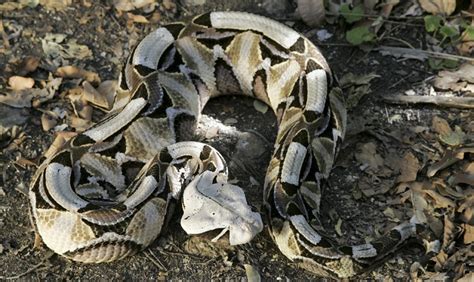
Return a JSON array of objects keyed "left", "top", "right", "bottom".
[{"left": 1, "top": 0, "right": 472, "bottom": 280}]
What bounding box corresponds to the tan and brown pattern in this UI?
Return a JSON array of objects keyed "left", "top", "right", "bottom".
[{"left": 29, "top": 12, "right": 422, "bottom": 277}]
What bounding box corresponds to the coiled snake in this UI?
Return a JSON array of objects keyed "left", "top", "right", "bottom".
[{"left": 29, "top": 12, "right": 422, "bottom": 278}]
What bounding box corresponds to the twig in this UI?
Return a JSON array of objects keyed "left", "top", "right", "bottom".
[
  {"left": 144, "top": 249, "right": 168, "bottom": 271},
  {"left": 384, "top": 95, "right": 474, "bottom": 109},
  {"left": 382, "top": 36, "right": 416, "bottom": 49},
  {"left": 0, "top": 20, "right": 10, "bottom": 49},
  {"left": 377, "top": 46, "right": 474, "bottom": 62}
]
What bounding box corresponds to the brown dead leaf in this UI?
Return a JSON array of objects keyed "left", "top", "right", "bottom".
[
  {"left": 383, "top": 207, "right": 401, "bottom": 223},
  {"left": 457, "top": 21, "right": 474, "bottom": 55},
  {"left": 16, "top": 56, "right": 40, "bottom": 76},
  {"left": 296, "top": 0, "right": 325, "bottom": 27},
  {"left": 14, "top": 157, "right": 38, "bottom": 168},
  {"left": 410, "top": 182, "right": 429, "bottom": 223},
  {"left": 355, "top": 142, "right": 384, "bottom": 173},
  {"left": 41, "top": 111, "right": 58, "bottom": 131},
  {"left": 0, "top": 77, "right": 62, "bottom": 108},
  {"left": 39, "top": 0, "right": 72, "bottom": 10},
  {"left": 113, "top": 0, "right": 155, "bottom": 11},
  {"left": 357, "top": 175, "right": 393, "bottom": 197},
  {"left": 0, "top": 2, "right": 26, "bottom": 11},
  {"left": 70, "top": 116, "right": 92, "bottom": 132},
  {"left": 463, "top": 224, "right": 474, "bottom": 244},
  {"left": 427, "top": 146, "right": 474, "bottom": 177},
  {"left": 424, "top": 189, "right": 456, "bottom": 208},
  {"left": 396, "top": 151, "right": 420, "bottom": 183},
  {"left": 8, "top": 76, "right": 35, "bottom": 91},
  {"left": 419, "top": 0, "right": 456, "bottom": 15},
  {"left": 432, "top": 249, "right": 448, "bottom": 271},
  {"left": 451, "top": 162, "right": 474, "bottom": 186},
  {"left": 42, "top": 34, "right": 92, "bottom": 61},
  {"left": 432, "top": 116, "right": 452, "bottom": 136},
  {"left": 55, "top": 66, "right": 100, "bottom": 84},
  {"left": 127, "top": 13, "right": 149, "bottom": 24},
  {"left": 442, "top": 214, "right": 457, "bottom": 249},
  {"left": 433, "top": 63, "right": 474, "bottom": 93},
  {"left": 458, "top": 195, "right": 474, "bottom": 225},
  {"left": 459, "top": 272, "right": 474, "bottom": 282}
]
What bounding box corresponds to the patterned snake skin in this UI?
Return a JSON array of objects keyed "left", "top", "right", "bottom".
[{"left": 29, "top": 12, "right": 422, "bottom": 278}]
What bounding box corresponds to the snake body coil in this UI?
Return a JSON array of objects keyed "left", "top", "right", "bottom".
[{"left": 29, "top": 12, "right": 420, "bottom": 278}]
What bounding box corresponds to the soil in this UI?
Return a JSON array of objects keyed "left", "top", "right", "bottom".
[{"left": 0, "top": 0, "right": 471, "bottom": 280}]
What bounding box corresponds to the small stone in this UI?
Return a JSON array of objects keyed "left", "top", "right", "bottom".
[{"left": 223, "top": 118, "right": 238, "bottom": 125}]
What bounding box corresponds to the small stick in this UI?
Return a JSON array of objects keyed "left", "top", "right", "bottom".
[
  {"left": 0, "top": 20, "right": 10, "bottom": 49},
  {"left": 144, "top": 249, "right": 168, "bottom": 271},
  {"left": 377, "top": 46, "right": 474, "bottom": 62},
  {"left": 384, "top": 95, "right": 474, "bottom": 109}
]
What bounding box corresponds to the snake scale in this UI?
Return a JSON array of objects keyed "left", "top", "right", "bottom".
[{"left": 29, "top": 12, "right": 422, "bottom": 278}]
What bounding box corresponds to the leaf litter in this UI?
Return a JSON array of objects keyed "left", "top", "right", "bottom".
[{"left": 0, "top": 1, "right": 473, "bottom": 280}]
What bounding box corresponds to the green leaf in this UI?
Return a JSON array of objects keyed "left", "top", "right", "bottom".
[
  {"left": 346, "top": 26, "right": 375, "bottom": 45},
  {"left": 428, "top": 58, "right": 460, "bottom": 70},
  {"left": 442, "top": 59, "right": 460, "bottom": 69},
  {"left": 424, "top": 15, "right": 442, "bottom": 33},
  {"left": 440, "top": 25, "right": 460, "bottom": 39},
  {"left": 340, "top": 4, "right": 364, "bottom": 24},
  {"left": 463, "top": 25, "right": 474, "bottom": 41},
  {"left": 440, "top": 126, "right": 465, "bottom": 147}
]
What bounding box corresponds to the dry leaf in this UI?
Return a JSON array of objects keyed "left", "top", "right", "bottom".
[
  {"left": 127, "top": 13, "right": 149, "bottom": 24},
  {"left": 0, "top": 77, "right": 62, "bottom": 108},
  {"left": 55, "top": 66, "right": 100, "bottom": 84},
  {"left": 39, "top": 0, "right": 72, "bottom": 10},
  {"left": 16, "top": 56, "right": 40, "bottom": 75},
  {"left": 442, "top": 214, "right": 457, "bottom": 249},
  {"left": 383, "top": 207, "right": 400, "bottom": 222},
  {"left": 463, "top": 224, "right": 474, "bottom": 244},
  {"left": 427, "top": 147, "right": 474, "bottom": 177},
  {"left": 244, "top": 264, "right": 261, "bottom": 282},
  {"left": 457, "top": 25, "right": 474, "bottom": 55},
  {"left": 70, "top": 116, "right": 92, "bottom": 132},
  {"left": 355, "top": 142, "right": 384, "bottom": 172},
  {"left": 396, "top": 151, "right": 420, "bottom": 183},
  {"left": 41, "top": 111, "right": 58, "bottom": 131},
  {"left": 8, "top": 76, "right": 35, "bottom": 91},
  {"left": 113, "top": 0, "right": 155, "bottom": 11},
  {"left": 410, "top": 182, "right": 429, "bottom": 223},
  {"left": 458, "top": 272, "right": 474, "bottom": 282},
  {"left": 42, "top": 34, "right": 92, "bottom": 61},
  {"left": 357, "top": 175, "right": 392, "bottom": 197},
  {"left": 296, "top": 0, "right": 325, "bottom": 27},
  {"left": 432, "top": 116, "right": 452, "bottom": 136},
  {"left": 458, "top": 195, "right": 474, "bottom": 225},
  {"left": 439, "top": 126, "right": 465, "bottom": 147},
  {"left": 433, "top": 63, "right": 474, "bottom": 93},
  {"left": 418, "top": 0, "right": 456, "bottom": 15}
]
